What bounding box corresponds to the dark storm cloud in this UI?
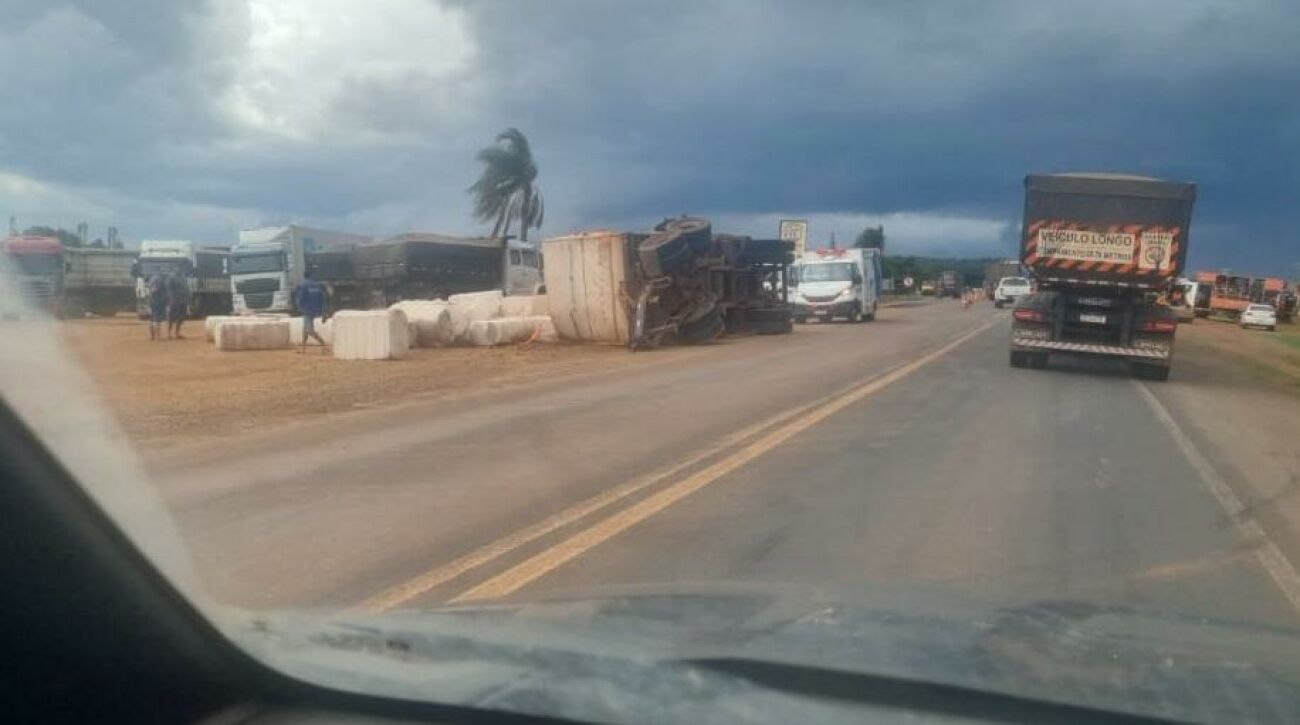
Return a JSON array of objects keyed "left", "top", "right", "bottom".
[{"left": 1, "top": 1, "right": 1297, "bottom": 272}]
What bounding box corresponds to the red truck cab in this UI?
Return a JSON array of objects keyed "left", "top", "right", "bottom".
[{"left": 2, "top": 236, "right": 66, "bottom": 315}]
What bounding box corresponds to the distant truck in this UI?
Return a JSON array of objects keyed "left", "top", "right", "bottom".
[
  {"left": 229, "top": 225, "right": 374, "bottom": 314},
  {"left": 342, "top": 233, "right": 544, "bottom": 309},
  {"left": 63, "top": 248, "right": 139, "bottom": 316},
  {"left": 133, "top": 240, "right": 232, "bottom": 318},
  {"left": 791, "top": 247, "right": 882, "bottom": 323},
  {"left": 1010, "top": 173, "right": 1195, "bottom": 381},
  {"left": 938, "top": 270, "right": 961, "bottom": 298},
  {"left": 1, "top": 236, "right": 65, "bottom": 315},
  {"left": 1, "top": 236, "right": 137, "bottom": 317}
]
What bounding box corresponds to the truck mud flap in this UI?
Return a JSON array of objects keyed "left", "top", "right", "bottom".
[
  {"left": 746, "top": 306, "right": 794, "bottom": 335},
  {"left": 678, "top": 308, "right": 725, "bottom": 344}
]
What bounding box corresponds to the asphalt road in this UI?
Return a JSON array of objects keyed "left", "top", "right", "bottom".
[{"left": 157, "top": 300, "right": 1300, "bottom": 629}]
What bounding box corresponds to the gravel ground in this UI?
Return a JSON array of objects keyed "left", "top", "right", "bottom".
[{"left": 59, "top": 315, "right": 646, "bottom": 447}]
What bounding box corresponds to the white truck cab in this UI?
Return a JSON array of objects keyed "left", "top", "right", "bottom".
[
  {"left": 505, "top": 241, "right": 545, "bottom": 295},
  {"left": 230, "top": 226, "right": 372, "bottom": 314},
  {"left": 791, "top": 247, "right": 882, "bottom": 323}
]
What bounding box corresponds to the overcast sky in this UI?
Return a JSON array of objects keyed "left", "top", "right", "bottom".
[{"left": 2, "top": 1, "right": 1297, "bottom": 274}]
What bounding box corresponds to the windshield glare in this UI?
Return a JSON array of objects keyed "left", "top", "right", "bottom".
[
  {"left": 800, "top": 262, "right": 854, "bottom": 282},
  {"left": 2, "top": 4, "right": 1299, "bottom": 724},
  {"left": 229, "top": 252, "right": 284, "bottom": 275}
]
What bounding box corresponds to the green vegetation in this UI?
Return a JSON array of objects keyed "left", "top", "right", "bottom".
[{"left": 853, "top": 225, "right": 885, "bottom": 252}]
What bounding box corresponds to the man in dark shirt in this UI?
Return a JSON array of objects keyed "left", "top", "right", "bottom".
[
  {"left": 165, "top": 271, "right": 189, "bottom": 339},
  {"left": 146, "top": 272, "right": 167, "bottom": 341},
  {"left": 294, "top": 272, "right": 329, "bottom": 352}
]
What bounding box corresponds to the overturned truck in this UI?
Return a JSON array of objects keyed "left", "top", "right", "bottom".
[{"left": 543, "top": 217, "right": 794, "bottom": 349}]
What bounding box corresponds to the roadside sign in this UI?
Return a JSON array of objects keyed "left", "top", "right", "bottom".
[
  {"left": 779, "top": 219, "right": 808, "bottom": 259},
  {"left": 904, "top": 276, "right": 914, "bottom": 287}
]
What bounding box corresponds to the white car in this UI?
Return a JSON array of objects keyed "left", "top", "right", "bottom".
[
  {"left": 1239, "top": 303, "right": 1277, "bottom": 331},
  {"left": 993, "top": 276, "right": 1032, "bottom": 308}
]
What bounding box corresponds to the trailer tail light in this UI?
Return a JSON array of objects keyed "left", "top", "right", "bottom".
[
  {"left": 1140, "top": 319, "right": 1177, "bottom": 334},
  {"left": 1012, "top": 309, "right": 1045, "bottom": 323}
]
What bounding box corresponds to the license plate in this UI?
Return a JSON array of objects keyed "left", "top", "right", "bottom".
[{"left": 1079, "top": 313, "right": 1106, "bottom": 324}]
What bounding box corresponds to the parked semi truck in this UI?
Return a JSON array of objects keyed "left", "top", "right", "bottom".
[
  {"left": 1010, "top": 173, "right": 1195, "bottom": 381},
  {"left": 343, "top": 233, "right": 544, "bottom": 308},
  {"left": 230, "top": 225, "right": 373, "bottom": 314},
  {"left": 937, "top": 270, "right": 961, "bottom": 298},
  {"left": 790, "top": 247, "right": 882, "bottom": 323},
  {"left": 133, "top": 240, "right": 232, "bottom": 318},
  {"left": 1, "top": 236, "right": 136, "bottom": 317}
]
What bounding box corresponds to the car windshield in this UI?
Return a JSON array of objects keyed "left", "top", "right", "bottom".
[
  {"left": 800, "top": 262, "right": 855, "bottom": 282},
  {"left": 1, "top": 4, "right": 1298, "bottom": 725},
  {"left": 228, "top": 251, "right": 284, "bottom": 275}
]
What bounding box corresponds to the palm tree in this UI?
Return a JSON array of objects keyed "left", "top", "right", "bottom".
[{"left": 468, "top": 128, "right": 544, "bottom": 242}]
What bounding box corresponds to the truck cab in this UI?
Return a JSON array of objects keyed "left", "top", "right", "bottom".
[
  {"left": 230, "top": 226, "right": 372, "bottom": 314},
  {"left": 1, "top": 236, "right": 65, "bottom": 316},
  {"left": 134, "top": 240, "right": 231, "bottom": 318},
  {"left": 505, "top": 241, "right": 545, "bottom": 295},
  {"left": 791, "top": 248, "right": 880, "bottom": 323}
]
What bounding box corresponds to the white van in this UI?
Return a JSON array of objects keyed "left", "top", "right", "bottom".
[{"left": 791, "top": 248, "right": 882, "bottom": 323}]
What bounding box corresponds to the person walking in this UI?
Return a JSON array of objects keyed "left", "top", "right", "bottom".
[
  {"left": 165, "top": 270, "right": 189, "bottom": 339},
  {"left": 146, "top": 271, "right": 168, "bottom": 341},
  {"left": 294, "top": 272, "right": 329, "bottom": 352}
]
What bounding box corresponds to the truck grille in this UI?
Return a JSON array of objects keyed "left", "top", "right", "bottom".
[
  {"left": 235, "top": 278, "right": 280, "bottom": 294},
  {"left": 244, "top": 293, "right": 274, "bottom": 309},
  {"left": 802, "top": 294, "right": 839, "bottom": 303}
]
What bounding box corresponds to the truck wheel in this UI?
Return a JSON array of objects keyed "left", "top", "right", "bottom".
[
  {"left": 847, "top": 303, "right": 863, "bottom": 323},
  {"left": 1133, "top": 363, "right": 1171, "bottom": 381},
  {"left": 864, "top": 302, "right": 877, "bottom": 321},
  {"left": 1009, "top": 351, "right": 1029, "bottom": 368},
  {"left": 994, "top": 300, "right": 1004, "bottom": 309},
  {"left": 1030, "top": 353, "right": 1049, "bottom": 369},
  {"left": 793, "top": 316, "right": 807, "bottom": 325}
]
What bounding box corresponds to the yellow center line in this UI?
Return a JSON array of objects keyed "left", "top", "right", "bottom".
[
  {"left": 358, "top": 378, "right": 836, "bottom": 613},
  {"left": 451, "top": 319, "right": 997, "bottom": 603}
]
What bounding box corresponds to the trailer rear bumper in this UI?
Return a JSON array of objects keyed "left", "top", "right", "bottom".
[{"left": 1011, "top": 337, "right": 1170, "bottom": 360}]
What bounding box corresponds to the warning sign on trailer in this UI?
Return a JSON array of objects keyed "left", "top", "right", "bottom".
[
  {"left": 1036, "top": 228, "right": 1136, "bottom": 264},
  {"left": 1137, "top": 229, "right": 1174, "bottom": 270}
]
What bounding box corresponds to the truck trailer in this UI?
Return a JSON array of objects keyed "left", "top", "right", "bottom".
[
  {"left": 347, "top": 233, "right": 544, "bottom": 308},
  {"left": 1009, "top": 173, "right": 1195, "bottom": 381}
]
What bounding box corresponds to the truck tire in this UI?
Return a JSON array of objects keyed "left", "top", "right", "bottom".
[
  {"left": 654, "top": 216, "right": 712, "bottom": 256},
  {"left": 1010, "top": 351, "right": 1029, "bottom": 368},
  {"left": 846, "top": 303, "right": 863, "bottom": 323},
  {"left": 864, "top": 301, "right": 877, "bottom": 321},
  {"left": 994, "top": 300, "right": 1004, "bottom": 309},
  {"left": 638, "top": 230, "right": 692, "bottom": 278},
  {"left": 793, "top": 316, "right": 807, "bottom": 324},
  {"left": 1132, "top": 362, "right": 1170, "bottom": 381}
]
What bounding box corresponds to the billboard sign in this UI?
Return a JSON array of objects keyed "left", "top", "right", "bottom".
[{"left": 779, "top": 219, "right": 808, "bottom": 259}]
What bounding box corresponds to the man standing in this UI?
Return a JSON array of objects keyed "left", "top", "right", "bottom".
[
  {"left": 146, "top": 271, "right": 168, "bottom": 341},
  {"left": 295, "top": 271, "right": 328, "bottom": 352},
  {"left": 165, "top": 270, "right": 189, "bottom": 339}
]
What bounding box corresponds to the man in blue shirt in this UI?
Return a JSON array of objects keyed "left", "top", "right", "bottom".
[{"left": 294, "top": 272, "right": 329, "bottom": 352}]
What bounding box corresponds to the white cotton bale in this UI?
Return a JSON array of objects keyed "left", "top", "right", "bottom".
[
  {"left": 204, "top": 315, "right": 242, "bottom": 343},
  {"left": 501, "top": 294, "right": 550, "bottom": 318},
  {"left": 331, "top": 309, "right": 409, "bottom": 360},
  {"left": 467, "top": 316, "right": 557, "bottom": 347},
  {"left": 287, "top": 316, "right": 334, "bottom": 346},
  {"left": 389, "top": 300, "right": 454, "bottom": 347},
  {"left": 215, "top": 318, "right": 291, "bottom": 351},
  {"left": 448, "top": 290, "right": 503, "bottom": 341}
]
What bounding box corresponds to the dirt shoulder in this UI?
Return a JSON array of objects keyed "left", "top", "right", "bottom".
[{"left": 59, "top": 315, "right": 656, "bottom": 448}]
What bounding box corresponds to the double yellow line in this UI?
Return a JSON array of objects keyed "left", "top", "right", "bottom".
[{"left": 360, "top": 319, "right": 996, "bottom": 612}]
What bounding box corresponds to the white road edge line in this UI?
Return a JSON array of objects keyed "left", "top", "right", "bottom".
[{"left": 1134, "top": 380, "right": 1300, "bottom": 615}]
